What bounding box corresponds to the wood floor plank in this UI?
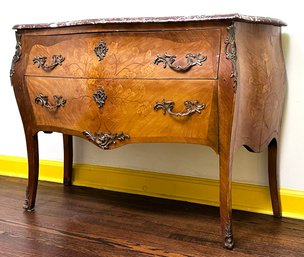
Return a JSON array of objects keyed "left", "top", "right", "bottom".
[{"left": 0, "top": 176, "right": 303, "bottom": 257}]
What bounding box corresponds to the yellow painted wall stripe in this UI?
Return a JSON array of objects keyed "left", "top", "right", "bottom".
[{"left": 0, "top": 155, "right": 303, "bottom": 220}]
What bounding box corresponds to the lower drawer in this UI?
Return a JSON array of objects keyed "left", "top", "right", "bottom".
[{"left": 26, "top": 77, "right": 218, "bottom": 151}]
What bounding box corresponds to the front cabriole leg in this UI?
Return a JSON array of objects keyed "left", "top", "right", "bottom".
[
  {"left": 23, "top": 132, "right": 39, "bottom": 211},
  {"left": 219, "top": 151, "right": 234, "bottom": 250},
  {"left": 217, "top": 23, "right": 238, "bottom": 249},
  {"left": 10, "top": 32, "right": 40, "bottom": 211}
]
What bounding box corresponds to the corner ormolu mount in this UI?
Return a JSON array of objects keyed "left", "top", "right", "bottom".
[
  {"left": 10, "top": 33, "right": 22, "bottom": 81},
  {"left": 225, "top": 24, "right": 238, "bottom": 92}
]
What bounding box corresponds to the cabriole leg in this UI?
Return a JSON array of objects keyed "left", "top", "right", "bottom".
[
  {"left": 63, "top": 134, "right": 73, "bottom": 186},
  {"left": 268, "top": 138, "right": 282, "bottom": 217},
  {"left": 219, "top": 152, "right": 234, "bottom": 249},
  {"left": 24, "top": 132, "right": 39, "bottom": 211}
]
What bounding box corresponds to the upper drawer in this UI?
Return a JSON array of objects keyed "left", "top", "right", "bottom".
[{"left": 25, "top": 29, "right": 221, "bottom": 79}]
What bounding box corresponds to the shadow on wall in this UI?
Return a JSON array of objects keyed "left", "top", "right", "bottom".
[
  {"left": 280, "top": 32, "right": 289, "bottom": 140},
  {"left": 73, "top": 136, "right": 268, "bottom": 185}
]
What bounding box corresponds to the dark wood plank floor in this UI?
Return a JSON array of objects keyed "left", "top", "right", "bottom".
[{"left": 0, "top": 176, "right": 303, "bottom": 257}]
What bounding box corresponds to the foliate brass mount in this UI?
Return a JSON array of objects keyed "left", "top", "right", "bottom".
[
  {"left": 225, "top": 25, "right": 238, "bottom": 93},
  {"left": 154, "top": 53, "right": 207, "bottom": 72},
  {"left": 94, "top": 41, "right": 108, "bottom": 61},
  {"left": 83, "top": 130, "right": 130, "bottom": 150},
  {"left": 224, "top": 221, "right": 234, "bottom": 250},
  {"left": 23, "top": 187, "right": 34, "bottom": 212},
  {"left": 34, "top": 94, "right": 66, "bottom": 110},
  {"left": 154, "top": 99, "right": 206, "bottom": 117},
  {"left": 93, "top": 87, "right": 107, "bottom": 108},
  {"left": 33, "top": 55, "right": 65, "bottom": 71},
  {"left": 10, "top": 33, "right": 22, "bottom": 80}
]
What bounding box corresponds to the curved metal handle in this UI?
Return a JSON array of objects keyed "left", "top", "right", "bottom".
[
  {"left": 154, "top": 99, "right": 206, "bottom": 117},
  {"left": 94, "top": 41, "right": 108, "bottom": 61},
  {"left": 33, "top": 55, "right": 65, "bottom": 71},
  {"left": 34, "top": 94, "right": 66, "bottom": 110},
  {"left": 83, "top": 130, "right": 130, "bottom": 149},
  {"left": 154, "top": 53, "right": 207, "bottom": 72}
]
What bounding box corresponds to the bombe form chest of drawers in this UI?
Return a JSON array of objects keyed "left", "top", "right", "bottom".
[{"left": 10, "top": 14, "right": 287, "bottom": 249}]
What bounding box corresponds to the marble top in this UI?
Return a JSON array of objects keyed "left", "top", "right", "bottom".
[{"left": 13, "top": 13, "right": 286, "bottom": 30}]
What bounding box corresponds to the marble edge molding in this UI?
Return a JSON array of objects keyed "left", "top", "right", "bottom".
[{"left": 12, "top": 13, "right": 286, "bottom": 30}]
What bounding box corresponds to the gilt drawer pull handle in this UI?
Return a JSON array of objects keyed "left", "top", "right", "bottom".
[
  {"left": 93, "top": 87, "right": 107, "bottom": 108},
  {"left": 94, "top": 41, "right": 108, "bottom": 61},
  {"left": 33, "top": 55, "right": 65, "bottom": 71},
  {"left": 34, "top": 94, "right": 66, "bottom": 110},
  {"left": 154, "top": 99, "right": 205, "bottom": 117},
  {"left": 154, "top": 53, "right": 207, "bottom": 72},
  {"left": 83, "top": 130, "right": 130, "bottom": 149}
]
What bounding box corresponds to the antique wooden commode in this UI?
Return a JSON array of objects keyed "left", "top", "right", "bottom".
[{"left": 10, "top": 14, "right": 286, "bottom": 249}]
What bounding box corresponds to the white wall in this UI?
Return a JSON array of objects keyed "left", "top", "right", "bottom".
[{"left": 0, "top": 0, "right": 303, "bottom": 190}]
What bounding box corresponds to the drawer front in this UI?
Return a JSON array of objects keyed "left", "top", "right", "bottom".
[
  {"left": 26, "top": 29, "right": 220, "bottom": 79},
  {"left": 26, "top": 77, "right": 218, "bottom": 150}
]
